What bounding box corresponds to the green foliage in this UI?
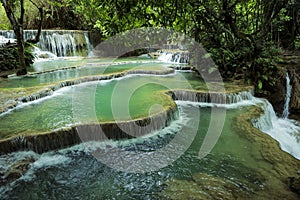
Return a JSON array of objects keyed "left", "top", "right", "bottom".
[
  {"left": 1, "top": 0, "right": 298, "bottom": 90},
  {"left": 0, "top": 5, "right": 11, "bottom": 29},
  {"left": 0, "top": 45, "right": 34, "bottom": 75},
  {"left": 246, "top": 42, "right": 283, "bottom": 91}
]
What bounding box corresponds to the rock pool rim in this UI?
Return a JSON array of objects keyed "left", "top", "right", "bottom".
[
  {"left": 0, "top": 67, "right": 177, "bottom": 115},
  {"left": 0, "top": 102, "right": 178, "bottom": 155},
  {"left": 0, "top": 88, "right": 255, "bottom": 155}
]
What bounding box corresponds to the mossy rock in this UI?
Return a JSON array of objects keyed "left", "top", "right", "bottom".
[
  {"left": 161, "top": 173, "right": 249, "bottom": 200},
  {"left": 0, "top": 157, "right": 36, "bottom": 187}
]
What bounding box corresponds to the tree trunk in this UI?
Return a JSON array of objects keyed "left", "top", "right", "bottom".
[
  {"left": 15, "top": 26, "right": 27, "bottom": 75},
  {"left": 1, "top": 0, "right": 27, "bottom": 75}
]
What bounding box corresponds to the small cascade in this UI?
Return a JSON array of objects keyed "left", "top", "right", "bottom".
[
  {"left": 0, "top": 30, "right": 93, "bottom": 57},
  {"left": 251, "top": 100, "right": 277, "bottom": 131},
  {"left": 33, "top": 46, "right": 57, "bottom": 59},
  {"left": 18, "top": 90, "right": 54, "bottom": 103},
  {"left": 169, "top": 88, "right": 300, "bottom": 159},
  {"left": 0, "top": 30, "right": 15, "bottom": 39},
  {"left": 158, "top": 52, "right": 174, "bottom": 62},
  {"left": 282, "top": 72, "right": 292, "bottom": 119},
  {"left": 0, "top": 104, "right": 178, "bottom": 154},
  {"left": 158, "top": 51, "right": 189, "bottom": 64},
  {"left": 42, "top": 32, "right": 77, "bottom": 57},
  {"left": 170, "top": 90, "right": 254, "bottom": 104},
  {"left": 251, "top": 94, "right": 300, "bottom": 159},
  {"left": 84, "top": 32, "right": 94, "bottom": 57},
  {"left": 126, "top": 68, "right": 175, "bottom": 76},
  {"left": 4, "top": 70, "right": 174, "bottom": 110}
]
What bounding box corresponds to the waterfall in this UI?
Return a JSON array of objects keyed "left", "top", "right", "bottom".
[
  {"left": 170, "top": 90, "right": 254, "bottom": 104},
  {"left": 251, "top": 94, "right": 300, "bottom": 159},
  {"left": 169, "top": 89, "right": 300, "bottom": 160},
  {"left": 32, "top": 30, "right": 77, "bottom": 57},
  {"left": 0, "top": 30, "right": 93, "bottom": 57},
  {"left": 282, "top": 72, "right": 292, "bottom": 119},
  {"left": 251, "top": 100, "right": 277, "bottom": 131},
  {"left": 84, "top": 32, "right": 94, "bottom": 57},
  {"left": 158, "top": 51, "right": 189, "bottom": 64},
  {"left": 0, "top": 30, "right": 14, "bottom": 39},
  {"left": 158, "top": 52, "right": 173, "bottom": 62}
]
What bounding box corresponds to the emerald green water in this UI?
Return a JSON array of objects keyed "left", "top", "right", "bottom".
[
  {"left": 0, "top": 105, "right": 273, "bottom": 199},
  {"left": 31, "top": 56, "right": 153, "bottom": 72},
  {"left": 0, "top": 61, "right": 172, "bottom": 88},
  {"left": 0, "top": 72, "right": 199, "bottom": 139},
  {"left": 0, "top": 58, "right": 294, "bottom": 199}
]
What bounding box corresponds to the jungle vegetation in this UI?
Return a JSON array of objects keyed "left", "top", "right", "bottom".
[{"left": 0, "top": 0, "right": 299, "bottom": 90}]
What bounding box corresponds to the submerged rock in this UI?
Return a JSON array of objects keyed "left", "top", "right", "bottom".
[
  {"left": 161, "top": 173, "right": 248, "bottom": 199},
  {"left": 0, "top": 157, "right": 36, "bottom": 186},
  {"left": 235, "top": 106, "right": 300, "bottom": 199}
]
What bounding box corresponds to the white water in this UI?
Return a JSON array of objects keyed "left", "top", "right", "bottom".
[
  {"left": 84, "top": 32, "right": 94, "bottom": 57},
  {"left": 0, "top": 71, "right": 175, "bottom": 117},
  {"left": 0, "top": 150, "right": 72, "bottom": 195},
  {"left": 158, "top": 52, "right": 189, "bottom": 64},
  {"left": 0, "top": 87, "right": 299, "bottom": 197},
  {"left": 0, "top": 35, "right": 16, "bottom": 47},
  {"left": 173, "top": 89, "right": 300, "bottom": 160},
  {"left": 39, "top": 32, "right": 77, "bottom": 57},
  {"left": 282, "top": 72, "right": 292, "bottom": 119},
  {"left": 0, "top": 30, "right": 93, "bottom": 57},
  {"left": 251, "top": 96, "right": 300, "bottom": 159},
  {"left": 33, "top": 46, "right": 57, "bottom": 60},
  {"left": 251, "top": 72, "right": 300, "bottom": 159},
  {"left": 158, "top": 52, "right": 174, "bottom": 62}
]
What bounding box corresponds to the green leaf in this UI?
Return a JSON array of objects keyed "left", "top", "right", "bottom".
[
  {"left": 262, "top": 75, "right": 268, "bottom": 81},
  {"left": 258, "top": 80, "right": 263, "bottom": 90}
]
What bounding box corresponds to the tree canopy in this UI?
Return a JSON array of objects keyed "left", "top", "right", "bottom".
[{"left": 0, "top": 0, "right": 299, "bottom": 89}]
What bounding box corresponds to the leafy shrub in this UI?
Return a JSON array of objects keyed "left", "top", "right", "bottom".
[{"left": 0, "top": 44, "right": 34, "bottom": 76}]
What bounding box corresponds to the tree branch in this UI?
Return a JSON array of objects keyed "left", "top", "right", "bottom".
[{"left": 26, "top": 0, "right": 44, "bottom": 44}]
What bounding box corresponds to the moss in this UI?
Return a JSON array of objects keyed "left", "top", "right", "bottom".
[
  {"left": 234, "top": 106, "right": 300, "bottom": 198},
  {"left": 0, "top": 86, "right": 45, "bottom": 113},
  {"left": 161, "top": 106, "right": 300, "bottom": 199},
  {"left": 161, "top": 173, "right": 249, "bottom": 200}
]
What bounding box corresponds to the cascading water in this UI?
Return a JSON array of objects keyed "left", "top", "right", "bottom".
[
  {"left": 170, "top": 88, "right": 300, "bottom": 160},
  {"left": 171, "top": 90, "right": 254, "bottom": 104},
  {"left": 0, "top": 35, "right": 16, "bottom": 47},
  {"left": 84, "top": 32, "right": 94, "bottom": 57},
  {"left": 249, "top": 72, "right": 300, "bottom": 159},
  {"left": 43, "top": 32, "right": 76, "bottom": 57},
  {"left": 0, "top": 60, "right": 300, "bottom": 198},
  {"left": 175, "top": 89, "right": 300, "bottom": 159},
  {"left": 0, "top": 30, "right": 93, "bottom": 57},
  {"left": 158, "top": 52, "right": 173, "bottom": 62},
  {"left": 251, "top": 93, "right": 300, "bottom": 159},
  {"left": 282, "top": 72, "right": 292, "bottom": 119},
  {"left": 158, "top": 51, "right": 189, "bottom": 64}
]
